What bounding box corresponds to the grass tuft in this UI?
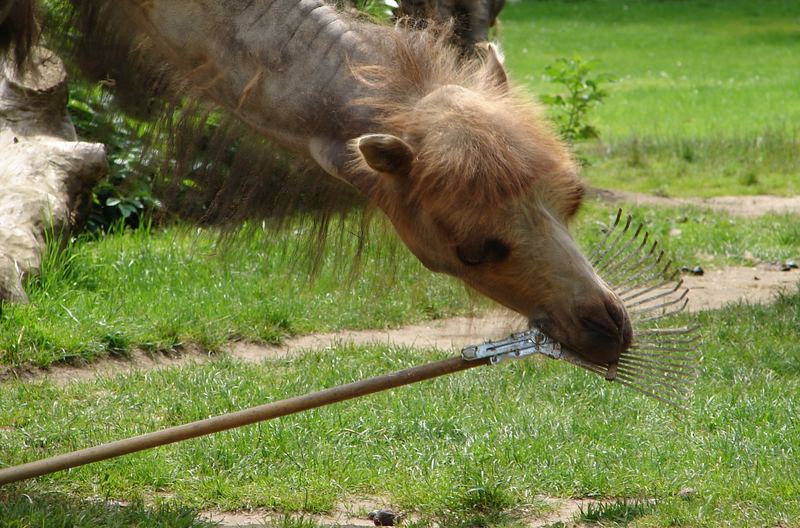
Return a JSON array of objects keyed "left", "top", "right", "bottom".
[
  {"left": 0, "top": 493, "right": 212, "bottom": 528},
  {"left": 578, "top": 498, "right": 656, "bottom": 525}
]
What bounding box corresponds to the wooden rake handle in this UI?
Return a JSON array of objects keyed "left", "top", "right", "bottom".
[{"left": 0, "top": 355, "right": 488, "bottom": 486}]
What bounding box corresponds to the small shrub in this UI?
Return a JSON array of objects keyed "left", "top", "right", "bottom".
[
  {"left": 67, "top": 82, "right": 161, "bottom": 232},
  {"left": 540, "top": 56, "right": 615, "bottom": 143},
  {"left": 739, "top": 171, "right": 759, "bottom": 186},
  {"left": 680, "top": 140, "right": 696, "bottom": 163}
]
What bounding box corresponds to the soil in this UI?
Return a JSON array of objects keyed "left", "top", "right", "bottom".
[
  {"left": 198, "top": 495, "right": 642, "bottom": 527},
  {"left": 591, "top": 189, "right": 800, "bottom": 218}
]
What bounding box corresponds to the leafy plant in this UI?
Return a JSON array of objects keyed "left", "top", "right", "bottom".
[
  {"left": 540, "top": 56, "right": 615, "bottom": 143},
  {"left": 67, "top": 81, "right": 161, "bottom": 231},
  {"left": 332, "top": 0, "right": 398, "bottom": 21}
]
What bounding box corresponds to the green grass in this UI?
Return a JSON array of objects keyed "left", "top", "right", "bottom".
[
  {"left": 501, "top": 0, "right": 800, "bottom": 196},
  {"left": 577, "top": 499, "right": 656, "bottom": 525},
  {"left": 1, "top": 2, "right": 799, "bottom": 525},
  {"left": 574, "top": 201, "right": 800, "bottom": 269},
  {"left": 2, "top": 289, "right": 800, "bottom": 526},
  {"left": 0, "top": 219, "right": 478, "bottom": 369},
  {"left": 577, "top": 132, "right": 800, "bottom": 198},
  {"left": 0, "top": 494, "right": 212, "bottom": 528},
  {"left": 1, "top": 204, "right": 798, "bottom": 371}
]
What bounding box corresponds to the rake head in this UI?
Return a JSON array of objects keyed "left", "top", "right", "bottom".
[
  {"left": 463, "top": 209, "right": 702, "bottom": 409},
  {"left": 568, "top": 209, "right": 702, "bottom": 408}
]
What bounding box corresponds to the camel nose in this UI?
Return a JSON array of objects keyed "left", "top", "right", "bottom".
[{"left": 577, "top": 298, "right": 632, "bottom": 363}]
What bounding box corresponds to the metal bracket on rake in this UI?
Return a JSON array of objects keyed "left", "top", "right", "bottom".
[{"left": 461, "top": 327, "right": 562, "bottom": 364}]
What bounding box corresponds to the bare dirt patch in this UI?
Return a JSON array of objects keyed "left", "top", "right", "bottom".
[
  {"left": 3, "top": 267, "right": 797, "bottom": 386},
  {"left": 202, "top": 496, "right": 394, "bottom": 528},
  {"left": 199, "top": 495, "right": 626, "bottom": 527},
  {"left": 592, "top": 188, "right": 800, "bottom": 217}
]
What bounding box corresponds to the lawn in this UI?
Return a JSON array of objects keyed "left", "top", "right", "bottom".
[
  {"left": 1, "top": 1, "right": 799, "bottom": 527},
  {"left": 2, "top": 291, "right": 799, "bottom": 526},
  {"left": 501, "top": 0, "right": 800, "bottom": 197}
]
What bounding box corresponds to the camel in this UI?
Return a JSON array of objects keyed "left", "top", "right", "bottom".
[
  {"left": 397, "top": 0, "right": 505, "bottom": 51},
  {"left": 0, "top": 0, "right": 632, "bottom": 365}
]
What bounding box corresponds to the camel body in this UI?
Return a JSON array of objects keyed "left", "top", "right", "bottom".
[{"left": 0, "top": 0, "right": 633, "bottom": 363}]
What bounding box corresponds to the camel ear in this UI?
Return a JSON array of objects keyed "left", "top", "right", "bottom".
[
  {"left": 357, "top": 134, "right": 414, "bottom": 178},
  {"left": 477, "top": 42, "right": 508, "bottom": 89}
]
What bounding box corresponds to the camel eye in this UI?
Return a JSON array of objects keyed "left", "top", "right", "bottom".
[{"left": 456, "top": 238, "right": 510, "bottom": 266}]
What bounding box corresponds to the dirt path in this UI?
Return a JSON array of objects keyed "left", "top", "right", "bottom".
[
  {"left": 4, "top": 265, "right": 796, "bottom": 386},
  {"left": 199, "top": 495, "right": 642, "bottom": 527},
  {"left": 592, "top": 189, "right": 800, "bottom": 217}
]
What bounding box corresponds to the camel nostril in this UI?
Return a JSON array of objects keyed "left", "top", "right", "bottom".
[
  {"left": 580, "top": 300, "right": 623, "bottom": 338},
  {"left": 605, "top": 299, "right": 627, "bottom": 334},
  {"left": 580, "top": 313, "right": 621, "bottom": 339},
  {"left": 577, "top": 298, "right": 633, "bottom": 356}
]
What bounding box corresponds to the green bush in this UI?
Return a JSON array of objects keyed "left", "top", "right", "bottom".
[
  {"left": 67, "top": 82, "right": 160, "bottom": 231},
  {"left": 540, "top": 56, "right": 615, "bottom": 143}
]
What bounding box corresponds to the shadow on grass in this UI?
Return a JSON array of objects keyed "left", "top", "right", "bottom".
[{"left": 0, "top": 491, "right": 212, "bottom": 528}]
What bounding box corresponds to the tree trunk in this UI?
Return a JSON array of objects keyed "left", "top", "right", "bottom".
[{"left": 0, "top": 47, "right": 107, "bottom": 302}]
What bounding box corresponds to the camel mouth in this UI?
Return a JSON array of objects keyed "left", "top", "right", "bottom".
[{"left": 529, "top": 315, "right": 631, "bottom": 366}]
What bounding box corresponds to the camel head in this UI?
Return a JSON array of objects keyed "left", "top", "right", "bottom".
[{"left": 346, "top": 54, "right": 632, "bottom": 365}]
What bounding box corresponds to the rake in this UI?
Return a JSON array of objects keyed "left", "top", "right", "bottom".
[{"left": 0, "top": 209, "right": 701, "bottom": 486}]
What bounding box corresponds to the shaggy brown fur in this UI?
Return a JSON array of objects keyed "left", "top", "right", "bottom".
[
  {"left": 0, "top": 0, "right": 37, "bottom": 69},
  {"left": 350, "top": 29, "right": 583, "bottom": 236},
  {"left": 397, "top": 0, "right": 505, "bottom": 51}
]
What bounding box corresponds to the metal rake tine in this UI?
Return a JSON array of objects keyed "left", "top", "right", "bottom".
[
  {"left": 604, "top": 242, "right": 664, "bottom": 295},
  {"left": 622, "top": 353, "right": 701, "bottom": 365},
  {"left": 628, "top": 343, "right": 702, "bottom": 355},
  {"left": 587, "top": 209, "right": 623, "bottom": 263},
  {"left": 603, "top": 242, "right": 664, "bottom": 295},
  {"left": 627, "top": 342, "right": 702, "bottom": 355},
  {"left": 620, "top": 270, "right": 681, "bottom": 303},
  {"left": 634, "top": 326, "right": 699, "bottom": 337},
  {"left": 629, "top": 342, "right": 701, "bottom": 354},
  {"left": 595, "top": 223, "right": 645, "bottom": 275},
  {"left": 620, "top": 352, "right": 701, "bottom": 369},
  {"left": 560, "top": 353, "right": 606, "bottom": 371},
  {"left": 629, "top": 345, "right": 700, "bottom": 356},
  {"left": 592, "top": 214, "right": 633, "bottom": 268},
  {"left": 614, "top": 369, "right": 691, "bottom": 397},
  {"left": 592, "top": 214, "right": 634, "bottom": 270},
  {"left": 612, "top": 250, "right": 667, "bottom": 294},
  {"left": 625, "top": 280, "right": 685, "bottom": 309},
  {"left": 615, "top": 371, "right": 698, "bottom": 398},
  {"left": 617, "top": 369, "right": 694, "bottom": 394},
  {"left": 607, "top": 240, "right": 664, "bottom": 288},
  {"left": 597, "top": 231, "right": 652, "bottom": 284},
  {"left": 619, "top": 356, "right": 700, "bottom": 376},
  {"left": 613, "top": 375, "right": 689, "bottom": 409},
  {"left": 577, "top": 362, "right": 607, "bottom": 376},
  {"left": 619, "top": 369, "right": 699, "bottom": 389},
  {"left": 629, "top": 288, "right": 689, "bottom": 316},
  {"left": 634, "top": 298, "right": 690, "bottom": 324},
  {"left": 631, "top": 335, "right": 702, "bottom": 347}
]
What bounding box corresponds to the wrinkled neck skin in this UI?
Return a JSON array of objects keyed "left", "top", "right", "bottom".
[{"left": 121, "top": 0, "right": 388, "bottom": 152}]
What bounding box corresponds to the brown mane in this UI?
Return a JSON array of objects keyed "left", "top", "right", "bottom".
[
  {"left": 0, "top": 0, "right": 37, "bottom": 69},
  {"left": 350, "top": 27, "right": 583, "bottom": 216}
]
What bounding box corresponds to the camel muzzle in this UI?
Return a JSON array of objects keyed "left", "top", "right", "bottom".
[{"left": 464, "top": 209, "right": 701, "bottom": 408}]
